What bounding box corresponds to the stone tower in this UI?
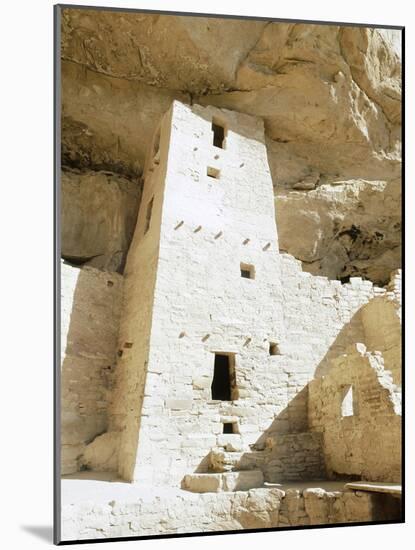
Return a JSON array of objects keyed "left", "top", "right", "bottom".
[{"left": 109, "top": 100, "right": 298, "bottom": 486}]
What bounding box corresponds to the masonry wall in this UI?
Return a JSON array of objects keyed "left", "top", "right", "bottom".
[
  {"left": 61, "top": 262, "right": 123, "bottom": 474},
  {"left": 121, "top": 101, "right": 289, "bottom": 485},
  {"left": 61, "top": 485, "right": 384, "bottom": 541},
  {"left": 106, "top": 101, "right": 401, "bottom": 488},
  {"left": 108, "top": 107, "right": 174, "bottom": 481},
  {"left": 361, "top": 270, "right": 401, "bottom": 384},
  {"left": 308, "top": 343, "right": 401, "bottom": 482}
]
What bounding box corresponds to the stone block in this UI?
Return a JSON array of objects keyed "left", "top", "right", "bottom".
[
  {"left": 182, "top": 473, "right": 222, "bottom": 493},
  {"left": 222, "top": 470, "right": 264, "bottom": 491},
  {"left": 165, "top": 398, "right": 193, "bottom": 410}
]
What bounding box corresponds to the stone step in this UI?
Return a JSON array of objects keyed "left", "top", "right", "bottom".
[
  {"left": 253, "top": 431, "right": 324, "bottom": 452},
  {"left": 182, "top": 470, "right": 264, "bottom": 493},
  {"left": 208, "top": 448, "right": 266, "bottom": 473}
]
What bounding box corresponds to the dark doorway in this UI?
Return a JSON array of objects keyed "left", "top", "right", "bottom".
[
  {"left": 223, "top": 423, "right": 234, "bottom": 434},
  {"left": 212, "top": 119, "right": 226, "bottom": 149},
  {"left": 211, "top": 353, "right": 236, "bottom": 401}
]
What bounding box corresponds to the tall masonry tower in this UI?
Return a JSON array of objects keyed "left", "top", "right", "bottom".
[{"left": 109, "top": 100, "right": 288, "bottom": 488}]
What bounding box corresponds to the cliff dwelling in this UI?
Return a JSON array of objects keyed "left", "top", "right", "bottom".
[
  {"left": 58, "top": 8, "right": 402, "bottom": 542},
  {"left": 61, "top": 100, "right": 402, "bottom": 539}
]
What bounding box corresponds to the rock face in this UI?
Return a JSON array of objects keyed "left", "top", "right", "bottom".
[
  {"left": 60, "top": 9, "right": 401, "bottom": 282},
  {"left": 275, "top": 178, "right": 401, "bottom": 285},
  {"left": 61, "top": 169, "right": 141, "bottom": 272}
]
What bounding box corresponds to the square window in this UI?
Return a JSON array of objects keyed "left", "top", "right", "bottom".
[
  {"left": 269, "top": 342, "right": 280, "bottom": 356},
  {"left": 207, "top": 166, "right": 220, "bottom": 179},
  {"left": 240, "top": 263, "right": 255, "bottom": 279}
]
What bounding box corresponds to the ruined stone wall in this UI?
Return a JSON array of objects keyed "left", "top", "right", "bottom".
[
  {"left": 360, "top": 270, "right": 401, "bottom": 384},
  {"left": 308, "top": 344, "right": 401, "bottom": 482},
  {"left": 61, "top": 485, "right": 384, "bottom": 540},
  {"left": 251, "top": 255, "right": 397, "bottom": 483},
  {"left": 276, "top": 254, "right": 378, "bottom": 433},
  {"left": 60, "top": 262, "right": 123, "bottom": 474}
]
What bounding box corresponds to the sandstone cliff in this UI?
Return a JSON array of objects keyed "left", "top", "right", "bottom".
[{"left": 60, "top": 9, "right": 401, "bottom": 284}]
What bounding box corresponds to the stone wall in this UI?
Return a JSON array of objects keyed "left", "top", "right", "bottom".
[
  {"left": 107, "top": 107, "right": 174, "bottom": 481},
  {"left": 61, "top": 262, "right": 123, "bottom": 474},
  {"left": 109, "top": 100, "right": 288, "bottom": 485},
  {"left": 102, "top": 101, "right": 398, "bottom": 488},
  {"left": 361, "top": 270, "right": 401, "bottom": 384},
  {"left": 261, "top": 433, "right": 325, "bottom": 482},
  {"left": 61, "top": 485, "right": 388, "bottom": 541},
  {"left": 308, "top": 344, "right": 401, "bottom": 482}
]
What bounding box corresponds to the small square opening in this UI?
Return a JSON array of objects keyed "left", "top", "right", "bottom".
[
  {"left": 212, "top": 118, "right": 226, "bottom": 149},
  {"left": 207, "top": 166, "right": 220, "bottom": 179},
  {"left": 223, "top": 423, "right": 234, "bottom": 434},
  {"left": 240, "top": 263, "right": 255, "bottom": 279},
  {"left": 269, "top": 342, "right": 280, "bottom": 356}
]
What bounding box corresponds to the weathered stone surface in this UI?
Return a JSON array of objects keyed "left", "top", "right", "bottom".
[
  {"left": 61, "top": 168, "right": 141, "bottom": 272},
  {"left": 61, "top": 481, "right": 395, "bottom": 540},
  {"left": 222, "top": 471, "right": 264, "bottom": 492},
  {"left": 61, "top": 60, "right": 189, "bottom": 178},
  {"left": 182, "top": 471, "right": 264, "bottom": 493},
  {"left": 182, "top": 473, "right": 223, "bottom": 493},
  {"left": 308, "top": 340, "right": 401, "bottom": 482},
  {"left": 80, "top": 432, "right": 120, "bottom": 472},
  {"left": 61, "top": 262, "right": 123, "bottom": 474},
  {"left": 275, "top": 178, "right": 401, "bottom": 285},
  {"left": 61, "top": 9, "right": 267, "bottom": 92},
  {"left": 60, "top": 12, "right": 401, "bottom": 283}
]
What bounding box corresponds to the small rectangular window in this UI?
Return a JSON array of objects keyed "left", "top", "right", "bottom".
[
  {"left": 269, "top": 342, "right": 280, "bottom": 356},
  {"left": 207, "top": 166, "right": 220, "bottom": 179},
  {"left": 144, "top": 197, "right": 154, "bottom": 234},
  {"left": 212, "top": 118, "right": 226, "bottom": 149},
  {"left": 240, "top": 263, "right": 255, "bottom": 279}
]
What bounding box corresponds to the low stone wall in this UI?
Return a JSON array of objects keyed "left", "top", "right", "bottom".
[
  {"left": 262, "top": 432, "right": 325, "bottom": 482},
  {"left": 308, "top": 344, "right": 401, "bottom": 482},
  {"left": 361, "top": 269, "right": 401, "bottom": 384},
  {"left": 61, "top": 486, "right": 382, "bottom": 541},
  {"left": 61, "top": 262, "right": 123, "bottom": 474}
]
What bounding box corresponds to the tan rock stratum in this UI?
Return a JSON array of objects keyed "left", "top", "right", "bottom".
[
  {"left": 59, "top": 9, "right": 402, "bottom": 541},
  {"left": 61, "top": 10, "right": 401, "bottom": 284}
]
